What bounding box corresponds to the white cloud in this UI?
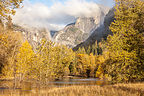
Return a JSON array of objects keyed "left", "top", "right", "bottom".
[{"left": 12, "top": 0, "right": 103, "bottom": 31}]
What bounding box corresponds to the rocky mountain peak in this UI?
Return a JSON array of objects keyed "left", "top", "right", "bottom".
[
  {"left": 53, "top": 11, "right": 106, "bottom": 48},
  {"left": 73, "top": 8, "right": 115, "bottom": 50},
  {"left": 75, "top": 17, "right": 100, "bottom": 34}
]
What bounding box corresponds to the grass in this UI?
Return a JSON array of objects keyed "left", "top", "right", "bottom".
[
  {"left": 35, "top": 83, "right": 144, "bottom": 96},
  {"left": 0, "top": 83, "right": 144, "bottom": 96}
]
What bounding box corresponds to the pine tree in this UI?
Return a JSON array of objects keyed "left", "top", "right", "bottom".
[
  {"left": 77, "top": 47, "right": 86, "bottom": 54},
  {"left": 91, "top": 41, "right": 98, "bottom": 55},
  {"left": 86, "top": 46, "right": 91, "bottom": 55}
]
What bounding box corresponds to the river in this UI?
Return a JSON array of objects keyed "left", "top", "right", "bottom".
[{"left": 0, "top": 77, "right": 107, "bottom": 95}]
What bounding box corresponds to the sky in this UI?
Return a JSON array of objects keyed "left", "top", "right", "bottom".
[
  {"left": 29, "top": 0, "right": 114, "bottom": 7},
  {"left": 12, "top": 0, "right": 115, "bottom": 31}
]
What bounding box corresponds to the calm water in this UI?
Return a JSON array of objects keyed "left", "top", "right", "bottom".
[
  {"left": 48, "top": 78, "right": 104, "bottom": 85},
  {"left": 0, "top": 78, "right": 107, "bottom": 95}
]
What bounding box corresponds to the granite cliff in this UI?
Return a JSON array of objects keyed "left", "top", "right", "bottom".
[
  {"left": 73, "top": 8, "right": 115, "bottom": 50},
  {"left": 53, "top": 6, "right": 111, "bottom": 48},
  {"left": 53, "top": 7, "right": 107, "bottom": 47},
  {"left": 13, "top": 25, "right": 51, "bottom": 49}
]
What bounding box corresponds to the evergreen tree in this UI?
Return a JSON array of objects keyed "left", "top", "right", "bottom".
[
  {"left": 91, "top": 41, "right": 98, "bottom": 55},
  {"left": 86, "top": 46, "right": 91, "bottom": 55},
  {"left": 77, "top": 47, "right": 86, "bottom": 54}
]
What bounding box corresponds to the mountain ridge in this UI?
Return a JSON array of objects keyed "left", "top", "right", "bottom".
[
  {"left": 73, "top": 8, "right": 115, "bottom": 50},
  {"left": 53, "top": 8, "right": 107, "bottom": 47}
]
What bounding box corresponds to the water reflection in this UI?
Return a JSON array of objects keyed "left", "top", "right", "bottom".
[{"left": 48, "top": 78, "right": 104, "bottom": 86}]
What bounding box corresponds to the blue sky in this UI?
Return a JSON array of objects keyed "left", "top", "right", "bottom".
[{"left": 29, "top": 0, "right": 115, "bottom": 7}]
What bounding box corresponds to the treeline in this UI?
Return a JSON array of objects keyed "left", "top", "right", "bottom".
[
  {"left": 0, "top": 34, "right": 104, "bottom": 81},
  {"left": 0, "top": 0, "right": 144, "bottom": 84}
]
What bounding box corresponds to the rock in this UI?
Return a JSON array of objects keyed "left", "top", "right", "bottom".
[
  {"left": 13, "top": 25, "right": 51, "bottom": 50},
  {"left": 73, "top": 8, "right": 115, "bottom": 50},
  {"left": 54, "top": 10, "right": 106, "bottom": 48}
]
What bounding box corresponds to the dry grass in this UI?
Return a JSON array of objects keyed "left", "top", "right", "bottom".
[
  {"left": 114, "top": 83, "right": 144, "bottom": 90},
  {"left": 35, "top": 83, "right": 144, "bottom": 96},
  {"left": 0, "top": 83, "right": 144, "bottom": 96}
]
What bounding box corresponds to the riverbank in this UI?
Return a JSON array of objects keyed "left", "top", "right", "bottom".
[{"left": 0, "top": 82, "right": 144, "bottom": 96}]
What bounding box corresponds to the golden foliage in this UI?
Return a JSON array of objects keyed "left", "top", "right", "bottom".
[
  {"left": 75, "top": 53, "right": 97, "bottom": 77},
  {"left": 0, "top": 28, "right": 22, "bottom": 77},
  {"left": 103, "top": 0, "right": 144, "bottom": 83},
  {"left": 16, "top": 40, "right": 35, "bottom": 80},
  {"left": 0, "top": 0, "right": 23, "bottom": 22}
]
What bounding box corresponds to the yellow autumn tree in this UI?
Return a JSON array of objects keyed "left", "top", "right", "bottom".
[
  {"left": 76, "top": 54, "right": 90, "bottom": 77},
  {"left": 57, "top": 44, "right": 75, "bottom": 77},
  {"left": 0, "top": 0, "right": 24, "bottom": 78},
  {"left": 104, "top": 0, "right": 144, "bottom": 83},
  {"left": 95, "top": 50, "right": 110, "bottom": 79},
  {"left": 37, "top": 39, "right": 56, "bottom": 81},
  {"left": 0, "top": 0, "right": 23, "bottom": 23},
  {"left": 75, "top": 53, "right": 97, "bottom": 77},
  {"left": 30, "top": 53, "right": 44, "bottom": 81},
  {"left": 38, "top": 39, "right": 75, "bottom": 80},
  {"left": 0, "top": 29, "right": 22, "bottom": 77},
  {"left": 89, "top": 53, "right": 97, "bottom": 77},
  {"left": 16, "top": 40, "right": 35, "bottom": 81}
]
